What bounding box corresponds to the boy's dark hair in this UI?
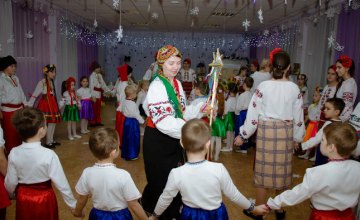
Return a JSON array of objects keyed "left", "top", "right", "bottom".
[
  {"left": 181, "top": 119, "right": 211, "bottom": 153},
  {"left": 12, "top": 107, "right": 45, "bottom": 141},
  {"left": 323, "top": 122, "right": 357, "bottom": 157},
  {"left": 271, "top": 52, "right": 291, "bottom": 79},
  {"left": 89, "top": 128, "right": 119, "bottom": 160},
  {"left": 195, "top": 81, "right": 209, "bottom": 96},
  {"left": 244, "top": 77, "right": 254, "bottom": 89},
  {"left": 238, "top": 66, "right": 249, "bottom": 76},
  {"left": 325, "top": 98, "right": 345, "bottom": 114}
]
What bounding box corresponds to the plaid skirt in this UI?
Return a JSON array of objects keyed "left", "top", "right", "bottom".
[{"left": 254, "top": 119, "right": 294, "bottom": 190}]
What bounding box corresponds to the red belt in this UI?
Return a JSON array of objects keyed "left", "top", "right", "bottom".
[
  {"left": 94, "top": 87, "right": 103, "bottom": 92},
  {"left": 146, "top": 117, "right": 155, "bottom": 128},
  {"left": 17, "top": 180, "right": 52, "bottom": 190},
  {"left": 82, "top": 98, "right": 92, "bottom": 101},
  {"left": 310, "top": 208, "right": 354, "bottom": 219},
  {"left": 1, "top": 103, "right": 24, "bottom": 108}
]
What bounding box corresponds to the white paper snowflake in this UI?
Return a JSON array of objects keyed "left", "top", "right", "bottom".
[
  {"left": 7, "top": 34, "right": 15, "bottom": 44},
  {"left": 42, "top": 18, "right": 48, "bottom": 27},
  {"left": 334, "top": 42, "right": 344, "bottom": 52},
  {"left": 325, "top": 8, "right": 336, "bottom": 19},
  {"left": 242, "top": 19, "right": 250, "bottom": 32},
  {"left": 151, "top": 12, "right": 159, "bottom": 20},
  {"left": 257, "top": 9, "right": 263, "bottom": 23},
  {"left": 113, "top": 0, "right": 120, "bottom": 9},
  {"left": 94, "top": 19, "right": 98, "bottom": 28},
  {"left": 328, "top": 35, "right": 335, "bottom": 49},
  {"left": 26, "top": 31, "right": 34, "bottom": 39},
  {"left": 115, "top": 25, "right": 123, "bottom": 42},
  {"left": 190, "top": 6, "right": 199, "bottom": 16},
  {"left": 263, "top": 29, "right": 269, "bottom": 36}
]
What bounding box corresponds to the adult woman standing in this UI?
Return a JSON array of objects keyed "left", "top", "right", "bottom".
[
  {"left": 335, "top": 55, "right": 357, "bottom": 122},
  {"left": 142, "top": 45, "right": 206, "bottom": 219},
  {"left": 28, "top": 64, "right": 62, "bottom": 149},
  {"left": 234, "top": 49, "right": 305, "bottom": 220}
]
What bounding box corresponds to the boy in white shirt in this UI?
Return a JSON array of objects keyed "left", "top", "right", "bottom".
[
  {"left": 5, "top": 107, "right": 76, "bottom": 220},
  {"left": 150, "top": 119, "right": 268, "bottom": 219},
  {"left": 73, "top": 128, "right": 147, "bottom": 220},
  {"left": 263, "top": 122, "right": 360, "bottom": 220}
]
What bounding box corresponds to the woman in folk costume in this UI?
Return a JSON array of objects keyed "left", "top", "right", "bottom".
[
  {"left": 89, "top": 61, "right": 110, "bottom": 126},
  {"left": 141, "top": 45, "right": 208, "bottom": 219},
  {"left": 335, "top": 55, "right": 357, "bottom": 122},
  {"left": 0, "top": 56, "right": 27, "bottom": 153},
  {"left": 234, "top": 48, "right": 305, "bottom": 220},
  {"left": 114, "top": 62, "right": 133, "bottom": 146},
  {"left": 28, "top": 64, "right": 62, "bottom": 149}
]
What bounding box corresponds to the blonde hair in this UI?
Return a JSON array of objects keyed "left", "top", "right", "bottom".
[
  {"left": 89, "top": 128, "right": 119, "bottom": 160},
  {"left": 260, "top": 59, "right": 270, "bottom": 70},
  {"left": 181, "top": 119, "right": 211, "bottom": 153},
  {"left": 125, "top": 85, "right": 137, "bottom": 99}
]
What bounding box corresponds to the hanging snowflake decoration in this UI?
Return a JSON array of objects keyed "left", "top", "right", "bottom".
[
  {"left": 325, "top": 8, "right": 336, "bottom": 19},
  {"left": 94, "top": 19, "right": 98, "bottom": 28},
  {"left": 7, "top": 34, "right": 15, "bottom": 44},
  {"left": 242, "top": 19, "right": 250, "bottom": 31},
  {"left": 327, "top": 35, "right": 335, "bottom": 49},
  {"left": 115, "top": 25, "right": 123, "bottom": 42},
  {"left": 26, "top": 31, "right": 34, "bottom": 39},
  {"left": 257, "top": 9, "right": 263, "bottom": 23},
  {"left": 334, "top": 42, "right": 344, "bottom": 52},
  {"left": 263, "top": 29, "right": 269, "bottom": 36},
  {"left": 113, "top": 0, "right": 120, "bottom": 9},
  {"left": 190, "top": 6, "right": 199, "bottom": 16},
  {"left": 42, "top": 18, "right": 48, "bottom": 27},
  {"left": 152, "top": 12, "right": 159, "bottom": 20}
]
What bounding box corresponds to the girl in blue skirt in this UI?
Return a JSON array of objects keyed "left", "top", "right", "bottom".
[{"left": 150, "top": 119, "right": 268, "bottom": 220}]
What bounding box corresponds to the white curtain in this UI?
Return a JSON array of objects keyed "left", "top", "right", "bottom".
[
  {"left": 301, "top": 15, "right": 338, "bottom": 99},
  {"left": 0, "top": 0, "right": 14, "bottom": 56}
]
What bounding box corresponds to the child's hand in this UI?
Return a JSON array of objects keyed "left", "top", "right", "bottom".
[
  {"left": 234, "top": 135, "right": 244, "bottom": 146},
  {"left": 294, "top": 142, "right": 301, "bottom": 151},
  {"left": 252, "top": 205, "right": 270, "bottom": 216},
  {"left": 149, "top": 216, "right": 158, "bottom": 220},
  {"left": 72, "top": 209, "right": 85, "bottom": 218}
]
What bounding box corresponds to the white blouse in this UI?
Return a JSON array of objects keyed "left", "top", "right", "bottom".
[
  {"left": 5, "top": 142, "right": 76, "bottom": 208},
  {"left": 179, "top": 68, "right": 196, "bottom": 82},
  {"left": 76, "top": 87, "right": 92, "bottom": 99},
  {"left": 336, "top": 78, "right": 358, "bottom": 121},
  {"left": 143, "top": 77, "right": 205, "bottom": 139},
  {"left": 300, "top": 86, "right": 309, "bottom": 108},
  {"left": 62, "top": 91, "right": 80, "bottom": 106},
  {"left": 121, "top": 99, "right": 145, "bottom": 124},
  {"left": 154, "top": 161, "right": 251, "bottom": 215},
  {"left": 0, "top": 125, "right": 4, "bottom": 147},
  {"left": 307, "top": 103, "right": 321, "bottom": 122},
  {"left": 319, "top": 85, "right": 337, "bottom": 109},
  {"left": 250, "top": 71, "right": 272, "bottom": 94},
  {"left": 143, "top": 62, "right": 158, "bottom": 81},
  {"left": 0, "top": 72, "right": 27, "bottom": 111},
  {"left": 267, "top": 160, "right": 360, "bottom": 211},
  {"left": 89, "top": 72, "right": 110, "bottom": 99},
  {"left": 136, "top": 89, "right": 147, "bottom": 107},
  {"left": 239, "top": 80, "right": 305, "bottom": 142},
  {"left": 28, "top": 79, "right": 56, "bottom": 107},
  {"left": 76, "top": 164, "right": 141, "bottom": 211},
  {"left": 224, "top": 96, "right": 237, "bottom": 114},
  {"left": 235, "top": 91, "right": 252, "bottom": 115}
]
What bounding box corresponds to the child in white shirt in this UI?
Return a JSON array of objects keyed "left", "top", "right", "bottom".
[
  {"left": 73, "top": 128, "right": 147, "bottom": 220},
  {"left": 150, "top": 119, "right": 268, "bottom": 220},
  {"left": 5, "top": 107, "right": 76, "bottom": 219},
  {"left": 136, "top": 80, "right": 149, "bottom": 118},
  {"left": 77, "top": 76, "right": 94, "bottom": 134},
  {"left": 121, "top": 85, "right": 144, "bottom": 160},
  {"left": 264, "top": 122, "right": 360, "bottom": 220},
  {"left": 221, "top": 83, "right": 237, "bottom": 152}
]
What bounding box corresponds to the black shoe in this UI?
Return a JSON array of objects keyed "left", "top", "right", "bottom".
[
  {"left": 89, "top": 124, "right": 97, "bottom": 127},
  {"left": 275, "top": 210, "right": 286, "bottom": 220},
  {"left": 243, "top": 210, "right": 263, "bottom": 220},
  {"left": 97, "top": 123, "right": 104, "bottom": 126},
  {"left": 52, "top": 141, "right": 61, "bottom": 146},
  {"left": 44, "top": 143, "right": 56, "bottom": 149}
]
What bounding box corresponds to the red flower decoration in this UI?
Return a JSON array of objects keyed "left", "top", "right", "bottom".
[
  {"left": 252, "top": 102, "right": 256, "bottom": 108},
  {"left": 339, "top": 55, "right": 352, "bottom": 68},
  {"left": 157, "top": 109, "right": 162, "bottom": 114},
  {"left": 251, "top": 120, "right": 258, "bottom": 125},
  {"left": 166, "top": 106, "right": 172, "bottom": 113},
  {"left": 269, "top": 48, "right": 283, "bottom": 64}
]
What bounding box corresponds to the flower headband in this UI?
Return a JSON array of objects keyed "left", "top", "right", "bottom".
[
  {"left": 339, "top": 55, "right": 352, "bottom": 68},
  {"left": 269, "top": 48, "right": 283, "bottom": 64},
  {"left": 43, "top": 64, "right": 56, "bottom": 74}
]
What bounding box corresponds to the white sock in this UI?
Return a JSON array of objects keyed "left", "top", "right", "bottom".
[
  {"left": 72, "top": 122, "right": 77, "bottom": 136},
  {"left": 67, "top": 122, "right": 72, "bottom": 138},
  {"left": 226, "top": 131, "right": 235, "bottom": 150},
  {"left": 214, "top": 137, "right": 221, "bottom": 161}
]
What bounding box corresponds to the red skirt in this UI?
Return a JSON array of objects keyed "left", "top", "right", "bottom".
[
  {"left": 16, "top": 180, "right": 58, "bottom": 220},
  {"left": 37, "top": 95, "right": 61, "bottom": 124},
  {"left": 1, "top": 110, "right": 22, "bottom": 153},
  {"left": 0, "top": 175, "right": 11, "bottom": 209},
  {"left": 182, "top": 82, "right": 193, "bottom": 97},
  {"left": 310, "top": 208, "right": 355, "bottom": 220}
]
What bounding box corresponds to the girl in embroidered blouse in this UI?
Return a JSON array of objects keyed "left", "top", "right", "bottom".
[
  {"left": 335, "top": 55, "right": 357, "bottom": 122},
  {"left": 61, "top": 77, "right": 81, "bottom": 141},
  {"left": 28, "top": 65, "right": 62, "bottom": 149},
  {"left": 234, "top": 48, "right": 305, "bottom": 220},
  {"left": 142, "top": 45, "right": 209, "bottom": 219}
]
